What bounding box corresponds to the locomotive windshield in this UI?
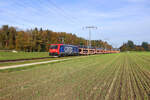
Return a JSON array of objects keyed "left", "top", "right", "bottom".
[{"left": 50, "top": 45, "right": 58, "bottom": 49}]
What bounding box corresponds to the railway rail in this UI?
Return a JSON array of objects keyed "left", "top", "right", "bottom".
[{"left": 0, "top": 57, "right": 55, "bottom": 63}]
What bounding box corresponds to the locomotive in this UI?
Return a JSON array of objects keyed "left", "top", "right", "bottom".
[
  {"left": 49, "top": 44, "right": 120, "bottom": 57},
  {"left": 49, "top": 44, "right": 79, "bottom": 57}
]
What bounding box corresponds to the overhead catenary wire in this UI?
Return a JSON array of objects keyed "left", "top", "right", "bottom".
[
  {"left": 6, "top": 0, "right": 44, "bottom": 28},
  {"left": 46, "top": 0, "right": 81, "bottom": 25},
  {"left": 7, "top": 0, "right": 81, "bottom": 28}
]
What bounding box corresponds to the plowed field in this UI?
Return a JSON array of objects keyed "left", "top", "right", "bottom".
[{"left": 0, "top": 52, "right": 150, "bottom": 100}]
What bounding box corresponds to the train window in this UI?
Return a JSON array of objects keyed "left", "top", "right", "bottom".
[
  {"left": 79, "top": 49, "right": 81, "bottom": 52},
  {"left": 50, "top": 45, "right": 58, "bottom": 49}
]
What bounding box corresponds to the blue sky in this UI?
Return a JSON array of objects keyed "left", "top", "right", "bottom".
[{"left": 0, "top": 0, "right": 150, "bottom": 47}]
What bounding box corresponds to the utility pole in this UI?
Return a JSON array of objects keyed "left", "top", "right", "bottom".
[
  {"left": 83, "top": 26, "right": 97, "bottom": 48},
  {"left": 59, "top": 37, "right": 64, "bottom": 44}
]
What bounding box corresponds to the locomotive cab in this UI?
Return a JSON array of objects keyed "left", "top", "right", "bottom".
[{"left": 49, "top": 44, "right": 61, "bottom": 56}]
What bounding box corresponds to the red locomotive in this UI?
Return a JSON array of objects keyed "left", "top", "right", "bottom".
[{"left": 49, "top": 44, "right": 79, "bottom": 57}]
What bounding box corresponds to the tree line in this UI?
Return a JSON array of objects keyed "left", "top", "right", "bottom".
[
  {"left": 0, "top": 25, "right": 112, "bottom": 52},
  {"left": 120, "top": 40, "right": 150, "bottom": 51}
]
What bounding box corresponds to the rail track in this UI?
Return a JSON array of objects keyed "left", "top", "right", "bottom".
[
  {"left": 0, "top": 57, "right": 55, "bottom": 63},
  {"left": 0, "top": 55, "right": 83, "bottom": 63}
]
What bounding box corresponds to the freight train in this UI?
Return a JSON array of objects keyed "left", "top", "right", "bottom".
[{"left": 49, "top": 44, "right": 120, "bottom": 57}]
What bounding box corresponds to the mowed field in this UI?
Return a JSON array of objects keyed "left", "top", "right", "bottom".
[
  {"left": 0, "top": 52, "right": 49, "bottom": 61},
  {"left": 0, "top": 52, "right": 150, "bottom": 100}
]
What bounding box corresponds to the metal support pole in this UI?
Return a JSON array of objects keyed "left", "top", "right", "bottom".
[
  {"left": 89, "top": 29, "right": 91, "bottom": 48},
  {"left": 83, "top": 26, "right": 97, "bottom": 49}
]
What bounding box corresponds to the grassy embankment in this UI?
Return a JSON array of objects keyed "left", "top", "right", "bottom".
[
  {"left": 0, "top": 52, "right": 52, "bottom": 67},
  {"left": 0, "top": 52, "right": 50, "bottom": 60}
]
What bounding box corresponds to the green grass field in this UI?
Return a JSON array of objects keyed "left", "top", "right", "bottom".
[
  {"left": 0, "top": 52, "right": 150, "bottom": 100},
  {"left": 0, "top": 52, "right": 50, "bottom": 60}
]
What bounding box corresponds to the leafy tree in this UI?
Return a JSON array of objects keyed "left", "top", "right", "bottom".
[
  {"left": 0, "top": 25, "right": 113, "bottom": 52},
  {"left": 8, "top": 27, "right": 16, "bottom": 49},
  {"left": 148, "top": 45, "right": 150, "bottom": 51},
  {"left": 135, "top": 46, "right": 145, "bottom": 51},
  {"left": 2, "top": 25, "right": 9, "bottom": 48},
  {"left": 0, "top": 30, "right": 3, "bottom": 49},
  {"left": 120, "top": 41, "right": 150, "bottom": 52},
  {"left": 142, "top": 42, "right": 149, "bottom": 51},
  {"left": 120, "top": 43, "right": 128, "bottom": 51},
  {"left": 15, "top": 31, "right": 24, "bottom": 51},
  {"left": 127, "top": 40, "right": 135, "bottom": 50}
]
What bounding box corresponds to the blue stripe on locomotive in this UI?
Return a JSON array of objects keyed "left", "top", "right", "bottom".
[{"left": 59, "top": 45, "right": 79, "bottom": 53}]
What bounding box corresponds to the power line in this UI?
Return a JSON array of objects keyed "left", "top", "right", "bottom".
[
  {"left": 34, "top": 0, "right": 76, "bottom": 25},
  {"left": 8, "top": 0, "right": 47, "bottom": 27},
  {"left": 10, "top": 0, "right": 79, "bottom": 27},
  {"left": 46, "top": 0, "right": 81, "bottom": 25}
]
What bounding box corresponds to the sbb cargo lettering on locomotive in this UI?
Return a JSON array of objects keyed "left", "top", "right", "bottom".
[{"left": 64, "top": 47, "right": 73, "bottom": 54}]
